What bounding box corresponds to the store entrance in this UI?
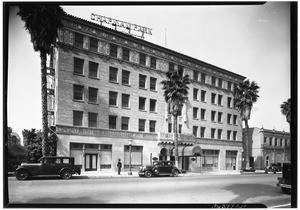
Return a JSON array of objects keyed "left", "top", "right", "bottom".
[{"left": 85, "top": 154, "right": 97, "bottom": 171}]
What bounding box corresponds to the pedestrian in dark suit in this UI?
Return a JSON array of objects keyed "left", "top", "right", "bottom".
[{"left": 117, "top": 159, "right": 122, "bottom": 175}]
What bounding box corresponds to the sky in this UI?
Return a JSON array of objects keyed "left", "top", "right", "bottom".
[{"left": 7, "top": 2, "right": 291, "bottom": 140}]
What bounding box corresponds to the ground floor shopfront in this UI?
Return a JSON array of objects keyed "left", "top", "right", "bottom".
[{"left": 55, "top": 125, "right": 243, "bottom": 173}]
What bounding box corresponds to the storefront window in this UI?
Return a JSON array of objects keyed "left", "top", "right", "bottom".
[{"left": 202, "top": 150, "right": 219, "bottom": 168}]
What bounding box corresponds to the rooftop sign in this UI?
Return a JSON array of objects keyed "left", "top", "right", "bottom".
[{"left": 91, "top": 13, "right": 152, "bottom": 39}]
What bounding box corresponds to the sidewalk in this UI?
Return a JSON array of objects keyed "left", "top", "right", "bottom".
[{"left": 77, "top": 169, "right": 274, "bottom": 179}]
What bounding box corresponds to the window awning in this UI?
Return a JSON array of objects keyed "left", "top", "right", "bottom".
[{"left": 177, "top": 145, "right": 202, "bottom": 156}]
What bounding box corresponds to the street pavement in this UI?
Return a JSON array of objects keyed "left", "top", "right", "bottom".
[{"left": 77, "top": 169, "right": 272, "bottom": 179}]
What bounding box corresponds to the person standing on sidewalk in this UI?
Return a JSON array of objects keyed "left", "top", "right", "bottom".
[{"left": 117, "top": 159, "right": 122, "bottom": 175}]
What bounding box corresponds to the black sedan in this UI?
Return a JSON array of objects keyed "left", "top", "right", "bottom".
[{"left": 138, "top": 160, "right": 180, "bottom": 178}]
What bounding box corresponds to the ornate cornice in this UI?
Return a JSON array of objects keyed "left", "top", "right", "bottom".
[{"left": 61, "top": 15, "right": 245, "bottom": 83}]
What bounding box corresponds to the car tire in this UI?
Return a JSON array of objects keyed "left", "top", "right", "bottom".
[
  {"left": 145, "top": 170, "right": 152, "bottom": 178},
  {"left": 153, "top": 167, "right": 159, "bottom": 175},
  {"left": 60, "top": 170, "right": 72, "bottom": 179},
  {"left": 282, "top": 187, "right": 291, "bottom": 194},
  {"left": 172, "top": 170, "right": 179, "bottom": 177},
  {"left": 15, "top": 170, "right": 29, "bottom": 180}
]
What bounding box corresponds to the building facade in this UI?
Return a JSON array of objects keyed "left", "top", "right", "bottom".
[
  {"left": 245, "top": 127, "right": 291, "bottom": 170},
  {"left": 48, "top": 13, "right": 246, "bottom": 173}
]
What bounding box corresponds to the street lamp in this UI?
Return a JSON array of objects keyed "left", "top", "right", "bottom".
[{"left": 128, "top": 139, "right": 132, "bottom": 175}]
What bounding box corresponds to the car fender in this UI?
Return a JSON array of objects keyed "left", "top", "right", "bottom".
[
  {"left": 15, "top": 167, "right": 32, "bottom": 176},
  {"left": 59, "top": 167, "right": 73, "bottom": 174}
]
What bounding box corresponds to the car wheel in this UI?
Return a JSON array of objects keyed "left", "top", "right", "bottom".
[
  {"left": 153, "top": 167, "right": 159, "bottom": 175},
  {"left": 145, "top": 170, "right": 152, "bottom": 178},
  {"left": 282, "top": 187, "right": 291, "bottom": 194},
  {"left": 15, "top": 170, "right": 29, "bottom": 180},
  {"left": 60, "top": 170, "right": 72, "bottom": 179},
  {"left": 172, "top": 170, "right": 179, "bottom": 177}
]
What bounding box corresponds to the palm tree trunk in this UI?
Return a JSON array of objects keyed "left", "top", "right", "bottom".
[
  {"left": 173, "top": 114, "right": 179, "bottom": 168},
  {"left": 244, "top": 120, "right": 250, "bottom": 169},
  {"left": 41, "top": 51, "right": 49, "bottom": 157}
]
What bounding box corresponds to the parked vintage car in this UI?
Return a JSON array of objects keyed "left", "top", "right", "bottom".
[
  {"left": 14, "top": 156, "right": 81, "bottom": 180},
  {"left": 138, "top": 160, "right": 180, "bottom": 178},
  {"left": 265, "top": 163, "right": 282, "bottom": 174},
  {"left": 277, "top": 163, "right": 291, "bottom": 194}
]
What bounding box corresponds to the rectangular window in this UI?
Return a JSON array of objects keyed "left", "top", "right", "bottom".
[
  {"left": 201, "top": 90, "right": 206, "bottom": 102},
  {"left": 218, "top": 95, "right": 223, "bottom": 106},
  {"left": 233, "top": 131, "right": 237, "bottom": 140},
  {"left": 90, "top": 37, "right": 98, "bottom": 53},
  {"left": 218, "top": 129, "right": 222, "bottom": 139},
  {"left": 218, "top": 79, "right": 223, "bottom": 88},
  {"left": 122, "top": 47, "right": 129, "bottom": 61},
  {"left": 178, "top": 65, "right": 184, "bottom": 76},
  {"left": 211, "top": 128, "right": 216, "bottom": 139},
  {"left": 122, "top": 70, "right": 130, "bottom": 85},
  {"left": 109, "top": 115, "right": 117, "bottom": 129},
  {"left": 89, "top": 61, "right": 98, "bottom": 78},
  {"left": 74, "top": 33, "right": 84, "bottom": 48},
  {"left": 228, "top": 81, "right": 232, "bottom": 91},
  {"left": 193, "top": 107, "right": 198, "bottom": 119},
  {"left": 227, "top": 114, "right": 232, "bottom": 124},
  {"left": 122, "top": 94, "right": 130, "bottom": 108},
  {"left": 109, "top": 67, "right": 118, "bottom": 82},
  {"left": 139, "top": 74, "right": 146, "bottom": 89},
  {"left": 121, "top": 117, "right": 129, "bottom": 130},
  {"left": 275, "top": 138, "right": 278, "bottom": 146},
  {"left": 169, "top": 62, "right": 175, "bottom": 72},
  {"left": 139, "top": 53, "right": 146, "bottom": 66},
  {"left": 109, "top": 91, "right": 118, "bottom": 106},
  {"left": 73, "top": 84, "right": 84, "bottom": 101},
  {"left": 168, "top": 123, "right": 172, "bottom": 133},
  {"left": 201, "top": 109, "right": 206, "bottom": 120},
  {"left": 233, "top": 115, "right": 238, "bottom": 125},
  {"left": 150, "top": 77, "right": 157, "bottom": 91},
  {"left": 227, "top": 130, "right": 231, "bottom": 140},
  {"left": 193, "top": 88, "right": 199, "bottom": 100},
  {"left": 227, "top": 97, "right": 232, "bottom": 108},
  {"left": 193, "top": 126, "right": 198, "bottom": 137},
  {"left": 149, "top": 120, "right": 156, "bottom": 133},
  {"left": 139, "top": 119, "right": 146, "bottom": 132},
  {"left": 178, "top": 124, "right": 182, "bottom": 134},
  {"left": 88, "top": 112, "right": 98, "bottom": 127},
  {"left": 200, "top": 127, "right": 205, "bottom": 138},
  {"left": 211, "top": 111, "right": 216, "bottom": 122},
  {"left": 89, "top": 87, "right": 98, "bottom": 103},
  {"left": 211, "top": 93, "right": 216, "bottom": 104},
  {"left": 139, "top": 97, "right": 146, "bottom": 111},
  {"left": 74, "top": 57, "right": 84, "bottom": 75},
  {"left": 201, "top": 73, "right": 206, "bottom": 83},
  {"left": 212, "top": 77, "right": 216, "bottom": 86},
  {"left": 149, "top": 99, "right": 156, "bottom": 112},
  {"left": 110, "top": 44, "right": 118, "bottom": 57},
  {"left": 218, "top": 112, "right": 223, "bottom": 123},
  {"left": 150, "top": 56, "right": 157, "bottom": 69},
  {"left": 264, "top": 137, "right": 267, "bottom": 144},
  {"left": 193, "top": 71, "right": 199, "bottom": 81},
  {"left": 73, "top": 111, "right": 83, "bottom": 126}
]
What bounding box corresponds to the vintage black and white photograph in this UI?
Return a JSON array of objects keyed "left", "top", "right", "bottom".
[{"left": 4, "top": 1, "right": 296, "bottom": 208}]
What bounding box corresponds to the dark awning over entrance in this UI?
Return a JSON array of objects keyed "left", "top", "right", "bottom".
[{"left": 178, "top": 145, "right": 202, "bottom": 156}]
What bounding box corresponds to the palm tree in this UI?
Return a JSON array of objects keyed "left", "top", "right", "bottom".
[
  {"left": 280, "top": 98, "right": 291, "bottom": 125},
  {"left": 17, "top": 5, "right": 64, "bottom": 156},
  {"left": 161, "top": 70, "right": 190, "bottom": 168},
  {"left": 234, "top": 79, "right": 260, "bottom": 170}
]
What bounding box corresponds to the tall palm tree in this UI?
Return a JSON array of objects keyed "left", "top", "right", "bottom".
[
  {"left": 17, "top": 5, "right": 64, "bottom": 156},
  {"left": 234, "top": 79, "right": 260, "bottom": 170},
  {"left": 280, "top": 98, "right": 291, "bottom": 125},
  {"left": 161, "top": 70, "right": 190, "bottom": 168}
]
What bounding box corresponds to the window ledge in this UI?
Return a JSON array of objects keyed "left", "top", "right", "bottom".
[
  {"left": 122, "top": 83, "right": 131, "bottom": 87},
  {"left": 73, "top": 100, "right": 84, "bottom": 103},
  {"left": 139, "top": 87, "right": 147, "bottom": 91},
  {"left": 88, "top": 76, "right": 100, "bottom": 80},
  {"left": 109, "top": 81, "right": 119, "bottom": 85},
  {"left": 109, "top": 105, "right": 118, "bottom": 108},
  {"left": 73, "top": 73, "right": 85, "bottom": 77},
  {"left": 88, "top": 102, "right": 99, "bottom": 105}
]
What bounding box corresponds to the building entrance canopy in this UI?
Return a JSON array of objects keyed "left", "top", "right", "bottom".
[{"left": 177, "top": 145, "right": 202, "bottom": 157}]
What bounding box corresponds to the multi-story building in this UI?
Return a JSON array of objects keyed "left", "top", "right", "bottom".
[
  {"left": 245, "top": 127, "right": 291, "bottom": 170},
  {"left": 47, "top": 13, "right": 246, "bottom": 173}
]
